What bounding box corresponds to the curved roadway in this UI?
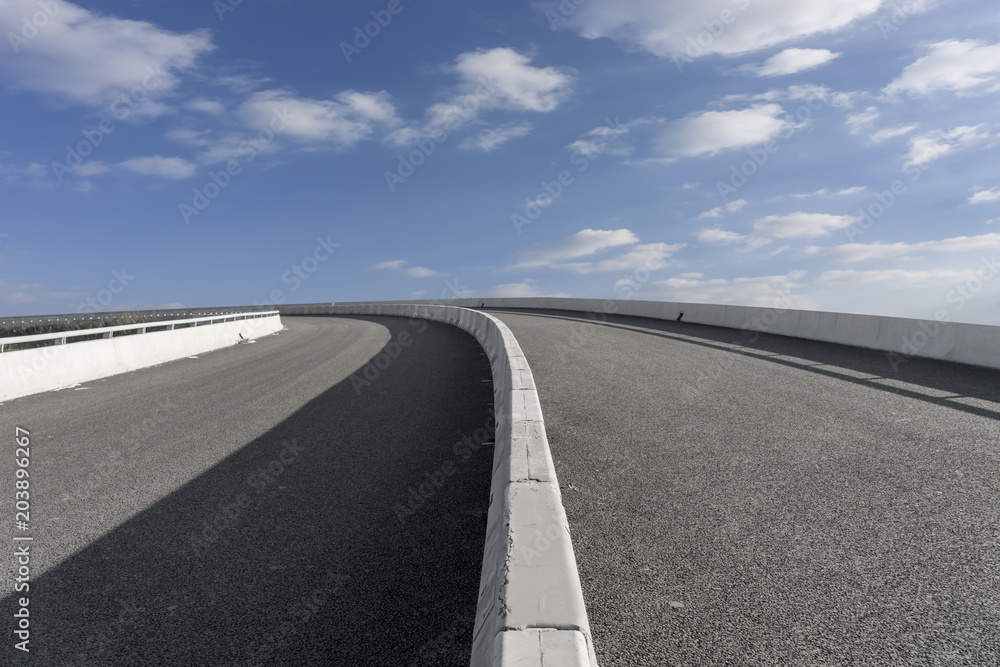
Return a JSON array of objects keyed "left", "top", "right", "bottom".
[
  {"left": 1, "top": 316, "right": 494, "bottom": 665},
  {"left": 487, "top": 308, "right": 1000, "bottom": 667}
]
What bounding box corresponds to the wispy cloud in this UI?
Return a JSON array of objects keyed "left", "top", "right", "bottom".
[
  {"left": 804, "top": 232, "right": 1000, "bottom": 262},
  {"left": 753, "top": 212, "right": 859, "bottom": 238},
  {"left": 373, "top": 259, "right": 443, "bottom": 278},
  {"left": 118, "top": 156, "right": 197, "bottom": 179},
  {"left": 698, "top": 199, "right": 747, "bottom": 218},
  {"left": 738, "top": 48, "right": 840, "bottom": 77},
  {"left": 459, "top": 123, "right": 533, "bottom": 152}
]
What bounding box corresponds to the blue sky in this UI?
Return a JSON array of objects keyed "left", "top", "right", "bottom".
[{"left": 2, "top": 0, "right": 1000, "bottom": 323}]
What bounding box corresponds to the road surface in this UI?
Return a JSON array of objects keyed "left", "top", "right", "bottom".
[
  {"left": 487, "top": 308, "right": 1000, "bottom": 667},
  {"left": 1, "top": 315, "right": 494, "bottom": 665}
]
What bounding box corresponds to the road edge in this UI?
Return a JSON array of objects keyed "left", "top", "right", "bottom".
[{"left": 279, "top": 304, "right": 598, "bottom": 667}]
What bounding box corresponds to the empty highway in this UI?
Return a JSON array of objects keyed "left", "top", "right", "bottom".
[
  {"left": 1, "top": 316, "right": 494, "bottom": 665},
  {"left": 487, "top": 308, "right": 1000, "bottom": 666}
]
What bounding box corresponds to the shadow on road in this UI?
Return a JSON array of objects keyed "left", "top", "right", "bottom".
[{"left": 5, "top": 316, "right": 494, "bottom": 666}]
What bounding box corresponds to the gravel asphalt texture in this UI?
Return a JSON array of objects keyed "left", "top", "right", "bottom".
[
  {"left": 486, "top": 308, "right": 1000, "bottom": 667},
  {"left": 1, "top": 315, "right": 494, "bottom": 666}
]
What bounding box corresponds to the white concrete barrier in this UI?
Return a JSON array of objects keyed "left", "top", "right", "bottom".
[
  {"left": 279, "top": 303, "right": 597, "bottom": 667},
  {"left": 289, "top": 298, "right": 1000, "bottom": 371},
  {"left": 0, "top": 312, "right": 282, "bottom": 402}
]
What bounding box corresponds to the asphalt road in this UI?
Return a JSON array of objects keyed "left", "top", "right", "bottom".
[
  {"left": 1, "top": 315, "right": 494, "bottom": 666},
  {"left": 486, "top": 308, "right": 1000, "bottom": 667}
]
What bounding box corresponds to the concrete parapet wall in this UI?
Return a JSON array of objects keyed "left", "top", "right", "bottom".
[
  {"left": 0, "top": 314, "right": 282, "bottom": 402},
  {"left": 278, "top": 303, "right": 597, "bottom": 667},
  {"left": 291, "top": 298, "right": 999, "bottom": 370}
]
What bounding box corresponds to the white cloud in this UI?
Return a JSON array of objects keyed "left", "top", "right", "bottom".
[
  {"left": 118, "top": 156, "right": 196, "bottom": 179},
  {"left": 970, "top": 187, "right": 1000, "bottom": 204},
  {"left": 560, "top": 242, "right": 684, "bottom": 273},
  {"left": 459, "top": 123, "right": 533, "bottom": 152},
  {"left": 238, "top": 89, "right": 398, "bottom": 146},
  {"left": 406, "top": 266, "right": 440, "bottom": 278},
  {"left": 656, "top": 104, "right": 793, "bottom": 158},
  {"left": 637, "top": 270, "right": 811, "bottom": 308},
  {"left": 373, "top": 259, "right": 442, "bottom": 278},
  {"left": 753, "top": 212, "right": 859, "bottom": 238},
  {"left": 845, "top": 106, "right": 879, "bottom": 135},
  {"left": 721, "top": 83, "right": 851, "bottom": 107},
  {"left": 375, "top": 260, "right": 406, "bottom": 270},
  {"left": 740, "top": 48, "right": 840, "bottom": 76},
  {"left": 816, "top": 268, "right": 984, "bottom": 287},
  {"left": 488, "top": 280, "right": 542, "bottom": 297},
  {"left": 698, "top": 199, "right": 747, "bottom": 218},
  {"left": 165, "top": 128, "right": 213, "bottom": 146},
  {"left": 0, "top": 0, "right": 212, "bottom": 110},
  {"left": 74, "top": 161, "right": 111, "bottom": 177},
  {"left": 503, "top": 228, "right": 683, "bottom": 274},
  {"left": 697, "top": 228, "right": 745, "bottom": 244},
  {"left": 185, "top": 98, "right": 225, "bottom": 114},
  {"left": 505, "top": 228, "right": 640, "bottom": 269},
  {"left": 884, "top": 39, "right": 1000, "bottom": 98},
  {"left": 553, "top": 0, "right": 883, "bottom": 58},
  {"left": 870, "top": 124, "right": 918, "bottom": 143},
  {"left": 451, "top": 47, "right": 574, "bottom": 112},
  {"left": 566, "top": 122, "right": 631, "bottom": 157},
  {"left": 781, "top": 186, "right": 867, "bottom": 199},
  {"left": 805, "top": 233, "right": 1000, "bottom": 262},
  {"left": 387, "top": 48, "right": 574, "bottom": 147},
  {"left": 903, "top": 125, "right": 991, "bottom": 169},
  {"left": 697, "top": 227, "right": 771, "bottom": 250},
  {"left": 486, "top": 279, "right": 571, "bottom": 298}
]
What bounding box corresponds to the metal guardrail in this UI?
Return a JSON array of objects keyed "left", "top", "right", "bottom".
[
  {"left": 0, "top": 306, "right": 275, "bottom": 332},
  {"left": 0, "top": 311, "right": 280, "bottom": 353}
]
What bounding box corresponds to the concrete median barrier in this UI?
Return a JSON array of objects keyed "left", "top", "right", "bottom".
[{"left": 278, "top": 303, "right": 597, "bottom": 667}]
